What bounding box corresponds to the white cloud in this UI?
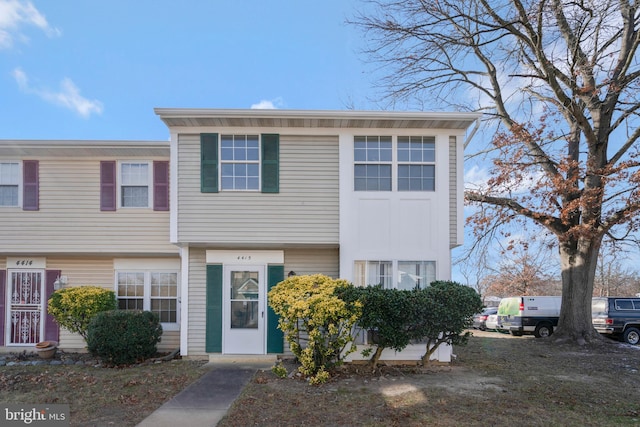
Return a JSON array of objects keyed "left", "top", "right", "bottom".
[
  {"left": 0, "top": 0, "right": 60, "bottom": 49},
  {"left": 13, "top": 67, "right": 103, "bottom": 118},
  {"left": 464, "top": 164, "right": 491, "bottom": 190},
  {"left": 250, "top": 97, "right": 284, "bottom": 109},
  {"left": 464, "top": 162, "right": 544, "bottom": 196}
]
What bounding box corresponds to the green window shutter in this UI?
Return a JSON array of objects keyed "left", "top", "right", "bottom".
[
  {"left": 261, "top": 134, "right": 279, "bottom": 193},
  {"left": 201, "top": 133, "right": 219, "bottom": 193},
  {"left": 206, "top": 264, "right": 223, "bottom": 353},
  {"left": 266, "top": 264, "right": 284, "bottom": 353}
]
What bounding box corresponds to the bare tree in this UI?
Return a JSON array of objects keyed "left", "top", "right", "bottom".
[
  {"left": 352, "top": 1, "right": 640, "bottom": 344},
  {"left": 484, "top": 242, "right": 560, "bottom": 296},
  {"left": 594, "top": 243, "right": 640, "bottom": 296}
]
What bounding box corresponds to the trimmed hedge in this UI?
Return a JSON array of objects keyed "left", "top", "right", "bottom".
[{"left": 87, "top": 310, "right": 162, "bottom": 366}]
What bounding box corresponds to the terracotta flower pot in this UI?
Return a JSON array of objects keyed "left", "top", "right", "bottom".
[{"left": 35, "top": 341, "right": 58, "bottom": 359}]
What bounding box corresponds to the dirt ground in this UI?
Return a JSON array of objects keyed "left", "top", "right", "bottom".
[{"left": 219, "top": 330, "right": 640, "bottom": 427}]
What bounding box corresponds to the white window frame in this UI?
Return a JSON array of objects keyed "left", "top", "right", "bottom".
[
  {"left": 354, "top": 260, "right": 393, "bottom": 288},
  {"left": 397, "top": 136, "right": 436, "bottom": 192},
  {"left": 115, "top": 269, "right": 180, "bottom": 331},
  {"left": 397, "top": 261, "right": 436, "bottom": 290},
  {"left": 354, "top": 260, "right": 436, "bottom": 290},
  {"left": 0, "top": 161, "right": 22, "bottom": 207},
  {"left": 354, "top": 136, "right": 393, "bottom": 191},
  {"left": 220, "top": 134, "right": 261, "bottom": 191},
  {"left": 117, "top": 161, "right": 152, "bottom": 208},
  {"left": 353, "top": 136, "right": 437, "bottom": 192}
]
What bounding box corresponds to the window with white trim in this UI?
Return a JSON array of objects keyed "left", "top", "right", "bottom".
[
  {"left": 116, "top": 271, "right": 179, "bottom": 328},
  {"left": 354, "top": 136, "right": 437, "bottom": 192},
  {"left": 397, "top": 261, "right": 436, "bottom": 290},
  {"left": 354, "top": 136, "right": 392, "bottom": 191},
  {"left": 220, "top": 134, "right": 260, "bottom": 190},
  {"left": 0, "top": 162, "right": 20, "bottom": 206},
  {"left": 397, "top": 136, "right": 436, "bottom": 191},
  {"left": 354, "top": 261, "right": 393, "bottom": 288},
  {"left": 120, "top": 162, "right": 151, "bottom": 207},
  {"left": 354, "top": 260, "right": 436, "bottom": 290}
]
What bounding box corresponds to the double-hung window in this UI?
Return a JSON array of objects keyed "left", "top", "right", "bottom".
[
  {"left": 398, "top": 136, "right": 435, "bottom": 191},
  {"left": 0, "top": 162, "right": 19, "bottom": 206},
  {"left": 116, "top": 270, "right": 179, "bottom": 329},
  {"left": 220, "top": 135, "right": 260, "bottom": 190},
  {"left": 120, "top": 162, "right": 150, "bottom": 207},
  {"left": 354, "top": 136, "right": 392, "bottom": 191}
]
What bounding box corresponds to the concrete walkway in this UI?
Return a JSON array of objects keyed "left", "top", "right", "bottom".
[{"left": 137, "top": 355, "right": 276, "bottom": 427}]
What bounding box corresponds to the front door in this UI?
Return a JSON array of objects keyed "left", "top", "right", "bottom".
[
  {"left": 7, "top": 270, "right": 44, "bottom": 345},
  {"left": 223, "top": 265, "right": 265, "bottom": 354}
]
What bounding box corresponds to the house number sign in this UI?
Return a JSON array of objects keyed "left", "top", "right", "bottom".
[{"left": 7, "top": 257, "right": 46, "bottom": 269}]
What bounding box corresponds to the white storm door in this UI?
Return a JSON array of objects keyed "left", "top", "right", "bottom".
[{"left": 223, "top": 265, "right": 265, "bottom": 354}]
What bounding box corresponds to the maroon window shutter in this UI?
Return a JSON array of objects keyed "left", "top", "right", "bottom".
[
  {"left": 44, "top": 270, "right": 61, "bottom": 342},
  {"left": 23, "top": 160, "right": 39, "bottom": 211},
  {"left": 0, "top": 270, "right": 5, "bottom": 346},
  {"left": 153, "top": 161, "right": 169, "bottom": 211},
  {"left": 100, "top": 161, "right": 116, "bottom": 211}
]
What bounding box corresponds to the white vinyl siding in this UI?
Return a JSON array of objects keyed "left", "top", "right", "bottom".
[
  {"left": 0, "top": 158, "right": 176, "bottom": 254},
  {"left": 187, "top": 248, "right": 208, "bottom": 356},
  {"left": 449, "top": 135, "right": 459, "bottom": 248},
  {"left": 177, "top": 134, "right": 339, "bottom": 246},
  {"left": 283, "top": 248, "right": 339, "bottom": 278},
  {"left": 43, "top": 257, "right": 181, "bottom": 352}
]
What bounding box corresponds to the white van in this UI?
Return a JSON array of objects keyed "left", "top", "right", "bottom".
[{"left": 497, "top": 296, "right": 562, "bottom": 337}]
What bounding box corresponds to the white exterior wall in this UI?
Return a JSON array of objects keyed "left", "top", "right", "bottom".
[{"left": 339, "top": 130, "right": 466, "bottom": 283}]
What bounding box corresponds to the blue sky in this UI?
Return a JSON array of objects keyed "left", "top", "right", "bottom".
[
  {"left": 0, "top": 0, "right": 376, "bottom": 140},
  {"left": 0, "top": 0, "right": 510, "bottom": 285}
]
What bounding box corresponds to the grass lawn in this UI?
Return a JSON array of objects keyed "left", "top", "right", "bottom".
[{"left": 2, "top": 332, "right": 640, "bottom": 426}]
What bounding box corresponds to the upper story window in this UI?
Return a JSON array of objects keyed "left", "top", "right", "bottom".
[
  {"left": 120, "top": 162, "right": 150, "bottom": 207},
  {"left": 100, "top": 161, "right": 169, "bottom": 212},
  {"left": 0, "top": 160, "right": 39, "bottom": 210},
  {"left": 220, "top": 135, "right": 260, "bottom": 190},
  {"left": 354, "top": 136, "right": 436, "bottom": 192},
  {"left": 200, "top": 133, "right": 279, "bottom": 194},
  {"left": 397, "top": 136, "right": 435, "bottom": 191},
  {"left": 0, "top": 162, "right": 19, "bottom": 206},
  {"left": 354, "top": 136, "right": 392, "bottom": 191}
]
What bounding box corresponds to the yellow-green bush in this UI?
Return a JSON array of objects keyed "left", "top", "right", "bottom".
[
  {"left": 268, "top": 274, "right": 361, "bottom": 383},
  {"left": 48, "top": 286, "right": 117, "bottom": 341}
]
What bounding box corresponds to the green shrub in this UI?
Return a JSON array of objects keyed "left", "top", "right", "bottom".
[
  {"left": 412, "top": 281, "right": 483, "bottom": 365},
  {"left": 337, "top": 285, "right": 416, "bottom": 369},
  {"left": 48, "top": 286, "right": 117, "bottom": 341},
  {"left": 86, "top": 310, "right": 162, "bottom": 366},
  {"left": 268, "top": 274, "right": 362, "bottom": 383}
]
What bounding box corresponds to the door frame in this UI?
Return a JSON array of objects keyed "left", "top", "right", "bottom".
[
  {"left": 223, "top": 264, "right": 266, "bottom": 354},
  {"left": 206, "top": 250, "right": 284, "bottom": 355}
]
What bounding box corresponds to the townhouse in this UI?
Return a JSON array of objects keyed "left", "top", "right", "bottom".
[{"left": 0, "top": 109, "right": 480, "bottom": 361}]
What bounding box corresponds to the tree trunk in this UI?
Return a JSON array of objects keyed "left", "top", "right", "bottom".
[
  {"left": 369, "top": 346, "right": 384, "bottom": 370},
  {"left": 553, "top": 238, "right": 603, "bottom": 344}
]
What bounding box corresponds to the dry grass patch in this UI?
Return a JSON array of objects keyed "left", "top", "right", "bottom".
[
  {"left": 0, "top": 358, "right": 207, "bottom": 426},
  {"left": 220, "top": 332, "right": 640, "bottom": 427}
]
